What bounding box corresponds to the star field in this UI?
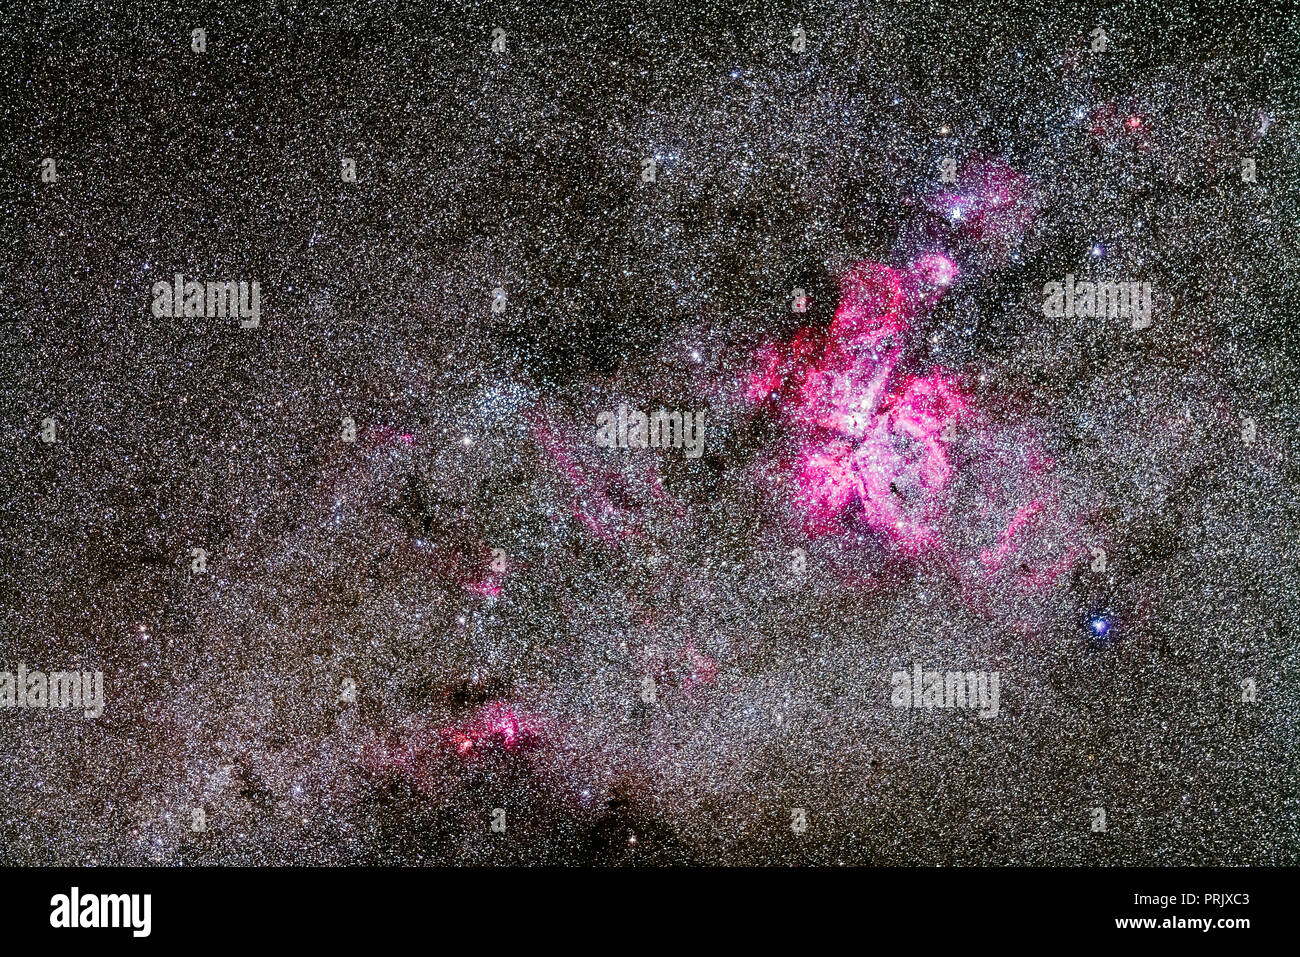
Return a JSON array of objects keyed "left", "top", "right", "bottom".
[{"left": 1, "top": 0, "right": 1298, "bottom": 865}]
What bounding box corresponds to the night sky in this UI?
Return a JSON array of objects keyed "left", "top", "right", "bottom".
[{"left": 2, "top": 1, "right": 1298, "bottom": 865}]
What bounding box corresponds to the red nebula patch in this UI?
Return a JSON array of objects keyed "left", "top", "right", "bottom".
[
  {"left": 749, "top": 256, "right": 967, "bottom": 548},
  {"left": 440, "top": 701, "right": 540, "bottom": 755},
  {"left": 745, "top": 252, "right": 1090, "bottom": 594}
]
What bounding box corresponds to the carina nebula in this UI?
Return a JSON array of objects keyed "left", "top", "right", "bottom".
[
  {"left": 747, "top": 251, "right": 1086, "bottom": 595},
  {"left": 1, "top": 2, "right": 1297, "bottom": 866}
]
